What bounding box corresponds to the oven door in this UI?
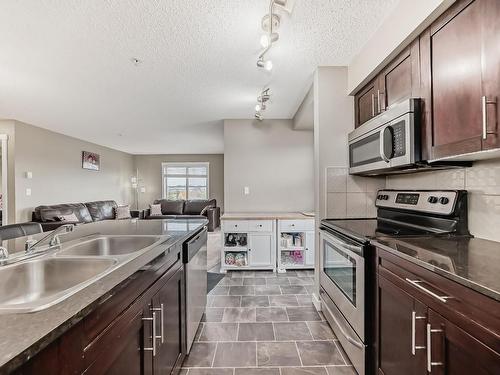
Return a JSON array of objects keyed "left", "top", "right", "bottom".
[{"left": 319, "top": 230, "right": 365, "bottom": 340}]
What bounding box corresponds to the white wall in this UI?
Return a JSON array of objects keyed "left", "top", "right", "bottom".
[
  {"left": 13, "top": 121, "right": 134, "bottom": 222},
  {"left": 224, "top": 119, "right": 313, "bottom": 213},
  {"left": 347, "top": 0, "right": 456, "bottom": 94},
  {"left": 314, "top": 67, "right": 355, "bottom": 223}
]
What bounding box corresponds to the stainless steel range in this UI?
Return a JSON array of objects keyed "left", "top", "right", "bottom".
[{"left": 319, "top": 189, "right": 469, "bottom": 375}]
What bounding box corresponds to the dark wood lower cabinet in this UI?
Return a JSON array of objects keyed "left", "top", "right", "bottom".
[
  {"left": 377, "top": 275, "right": 426, "bottom": 375},
  {"left": 13, "top": 252, "right": 186, "bottom": 375},
  {"left": 376, "top": 247, "right": 500, "bottom": 375},
  {"left": 153, "top": 267, "right": 184, "bottom": 375}
]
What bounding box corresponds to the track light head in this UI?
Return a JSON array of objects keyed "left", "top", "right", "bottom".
[
  {"left": 255, "top": 112, "right": 263, "bottom": 121},
  {"left": 257, "top": 58, "right": 273, "bottom": 71}
]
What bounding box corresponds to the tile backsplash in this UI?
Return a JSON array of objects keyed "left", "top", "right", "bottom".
[
  {"left": 326, "top": 167, "right": 385, "bottom": 219},
  {"left": 387, "top": 158, "right": 500, "bottom": 242},
  {"left": 325, "top": 158, "right": 500, "bottom": 242}
]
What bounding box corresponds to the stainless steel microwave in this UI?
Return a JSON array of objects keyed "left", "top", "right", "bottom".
[{"left": 348, "top": 98, "right": 421, "bottom": 175}]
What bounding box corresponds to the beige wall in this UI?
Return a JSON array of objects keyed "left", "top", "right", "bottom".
[
  {"left": 347, "top": 0, "right": 456, "bottom": 93},
  {"left": 133, "top": 154, "right": 224, "bottom": 212},
  {"left": 224, "top": 119, "right": 313, "bottom": 213},
  {"left": 12, "top": 121, "right": 135, "bottom": 222}
]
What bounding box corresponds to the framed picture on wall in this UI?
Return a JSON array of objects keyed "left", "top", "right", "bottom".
[{"left": 82, "top": 151, "right": 100, "bottom": 171}]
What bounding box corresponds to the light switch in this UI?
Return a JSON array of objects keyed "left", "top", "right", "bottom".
[
  {"left": 244, "top": 186, "right": 250, "bottom": 195},
  {"left": 26, "top": 188, "right": 32, "bottom": 196},
  {"left": 140, "top": 187, "right": 146, "bottom": 193},
  {"left": 26, "top": 171, "right": 33, "bottom": 179}
]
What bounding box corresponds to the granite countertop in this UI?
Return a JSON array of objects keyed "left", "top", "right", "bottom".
[
  {"left": 0, "top": 218, "right": 207, "bottom": 372},
  {"left": 221, "top": 212, "right": 315, "bottom": 220},
  {"left": 372, "top": 235, "right": 500, "bottom": 301}
]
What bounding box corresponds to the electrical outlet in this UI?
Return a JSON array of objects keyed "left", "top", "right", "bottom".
[
  {"left": 244, "top": 186, "right": 250, "bottom": 195},
  {"left": 26, "top": 188, "right": 32, "bottom": 196}
]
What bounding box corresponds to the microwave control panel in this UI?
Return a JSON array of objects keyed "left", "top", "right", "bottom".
[{"left": 391, "top": 121, "right": 406, "bottom": 158}]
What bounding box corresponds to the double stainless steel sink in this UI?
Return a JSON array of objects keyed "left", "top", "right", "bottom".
[{"left": 0, "top": 235, "right": 165, "bottom": 314}]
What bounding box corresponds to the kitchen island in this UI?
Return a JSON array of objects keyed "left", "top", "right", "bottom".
[{"left": 0, "top": 218, "right": 207, "bottom": 374}]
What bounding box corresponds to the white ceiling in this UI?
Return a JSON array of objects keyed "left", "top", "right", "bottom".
[{"left": 0, "top": 0, "right": 398, "bottom": 154}]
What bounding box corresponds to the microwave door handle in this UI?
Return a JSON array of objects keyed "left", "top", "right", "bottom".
[{"left": 380, "top": 127, "right": 391, "bottom": 163}]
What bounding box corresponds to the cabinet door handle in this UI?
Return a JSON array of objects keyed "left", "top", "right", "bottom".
[
  {"left": 411, "top": 311, "right": 426, "bottom": 355},
  {"left": 427, "top": 323, "right": 444, "bottom": 372},
  {"left": 142, "top": 312, "right": 157, "bottom": 356},
  {"left": 482, "top": 96, "right": 498, "bottom": 140},
  {"left": 152, "top": 303, "right": 165, "bottom": 343},
  {"left": 372, "top": 93, "right": 375, "bottom": 117},
  {"left": 405, "top": 278, "right": 451, "bottom": 303},
  {"left": 377, "top": 90, "right": 382, "bottom": 113}
]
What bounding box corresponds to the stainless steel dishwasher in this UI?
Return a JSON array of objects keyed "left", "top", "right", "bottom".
[{"left": 183, "top": 226, "right": 208, "bottom": 353}]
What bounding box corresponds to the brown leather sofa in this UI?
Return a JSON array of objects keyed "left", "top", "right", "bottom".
[
  {"left": 143, "top": 199, "right": 220, "bottom": 232},
  {"left": 32, "top": 200, "right": 140, "bottom": 232}
]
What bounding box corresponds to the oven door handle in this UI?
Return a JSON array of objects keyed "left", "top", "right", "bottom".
[{"left": 322, "top": 231, "right": 363, "bottom": 255}]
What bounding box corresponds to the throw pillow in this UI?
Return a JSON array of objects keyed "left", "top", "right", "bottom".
[
  {"left": 58, "top": 213, "right": 79, "bottom": 222},
  {"left": 150, "top": 204, "right": 162, "bottom": 216},
  {"left": 115, "top": 205, "right": 131, "bottom": 220}
]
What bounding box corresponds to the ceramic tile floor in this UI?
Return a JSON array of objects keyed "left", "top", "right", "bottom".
[{"left": 181, "top": 270, "right": 357, "bottom": 375}]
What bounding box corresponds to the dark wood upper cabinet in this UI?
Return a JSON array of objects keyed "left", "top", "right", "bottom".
[
  {"left": 354, "top": 40, "right": 420, "bottom": 129},
  {"left": 355, "top": 79, "right": 378, "bottom": 127},
  {"left": 378, "top": 39, "right": 420, "bottom": 112},
  {"left": 420, "top": 0, "right": 500, "bottom": 160}
]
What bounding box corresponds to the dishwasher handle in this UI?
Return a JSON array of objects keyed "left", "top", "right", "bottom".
[{"left": 183, "top": 227, "right": 207, "bottom": 263}]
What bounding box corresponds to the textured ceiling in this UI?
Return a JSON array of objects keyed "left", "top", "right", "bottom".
[{"left": 0, "top": 0, "right": 398, "bottom": 154}]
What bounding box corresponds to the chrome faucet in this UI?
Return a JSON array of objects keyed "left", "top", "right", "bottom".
[{"left": 25, "top": 224, "right": 75, "bottom": 253}]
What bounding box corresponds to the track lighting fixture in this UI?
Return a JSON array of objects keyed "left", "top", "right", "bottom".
[{"left": 257, "top": 58, "right": 273, "bottom": 71}]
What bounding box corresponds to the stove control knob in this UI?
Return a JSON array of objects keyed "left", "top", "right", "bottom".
[
  {"left": 377, "top": 194, "right": 383, "bottom": 200},
  {"left": 428, "top": 196, "right": 438, "bottom": 204},
  {"left": 439, "top": 197, "right": 450, "bottom": 205}
]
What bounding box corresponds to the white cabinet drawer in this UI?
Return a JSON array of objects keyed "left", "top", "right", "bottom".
[
  {"left": 222, "top": 220, "right": 249, "bottom": 232},
  {"left": 248, "top": 220, "right": 273, "bottom": 232},
  {"left": 279, "top": 219, "right": 314, "bottom": 232}
]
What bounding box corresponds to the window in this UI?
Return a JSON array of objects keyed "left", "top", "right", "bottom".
[{"left": 162, "top": 162, "right": 209, "bottom": 200}]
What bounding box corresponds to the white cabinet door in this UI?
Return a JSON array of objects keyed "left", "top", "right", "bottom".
[
  {"left": 248, "top": 233, "right": 273, "bottom": 267},
  {"left": 304, "top": 231, "right": 315, "bottom": 266}
]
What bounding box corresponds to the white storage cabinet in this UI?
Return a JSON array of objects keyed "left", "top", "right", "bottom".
[
  {"left": 277, "top": 219, "right": 315, "bottom": 272},
  {"left": 220, "top": 219, "right": 276, "bottom": 272}
]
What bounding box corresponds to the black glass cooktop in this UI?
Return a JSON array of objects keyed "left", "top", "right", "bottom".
[{"left": 320, "top": 218, "right": 440, "bottom": 244}]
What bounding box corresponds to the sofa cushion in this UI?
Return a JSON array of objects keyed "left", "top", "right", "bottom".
[
  {"left": 58, "top": 213, "right": 79, "bottom": 222},
  {"left": 85, "top": 200, "right": 118, "bottom": 222},
  {"left": 115, "top": 205, "right": 131, "bottom": 220},
  {"left": 35, "top": 203, "right": 93, "bottom": 223},
  {"left": 184, "top": 199, "right": 216, "bottom": 215},
  {"left": 150, "top": 204, "right": 162, "bottom": 216},
  {"left": 153, "top": 200, "right": 185, "bottom": 215}
]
